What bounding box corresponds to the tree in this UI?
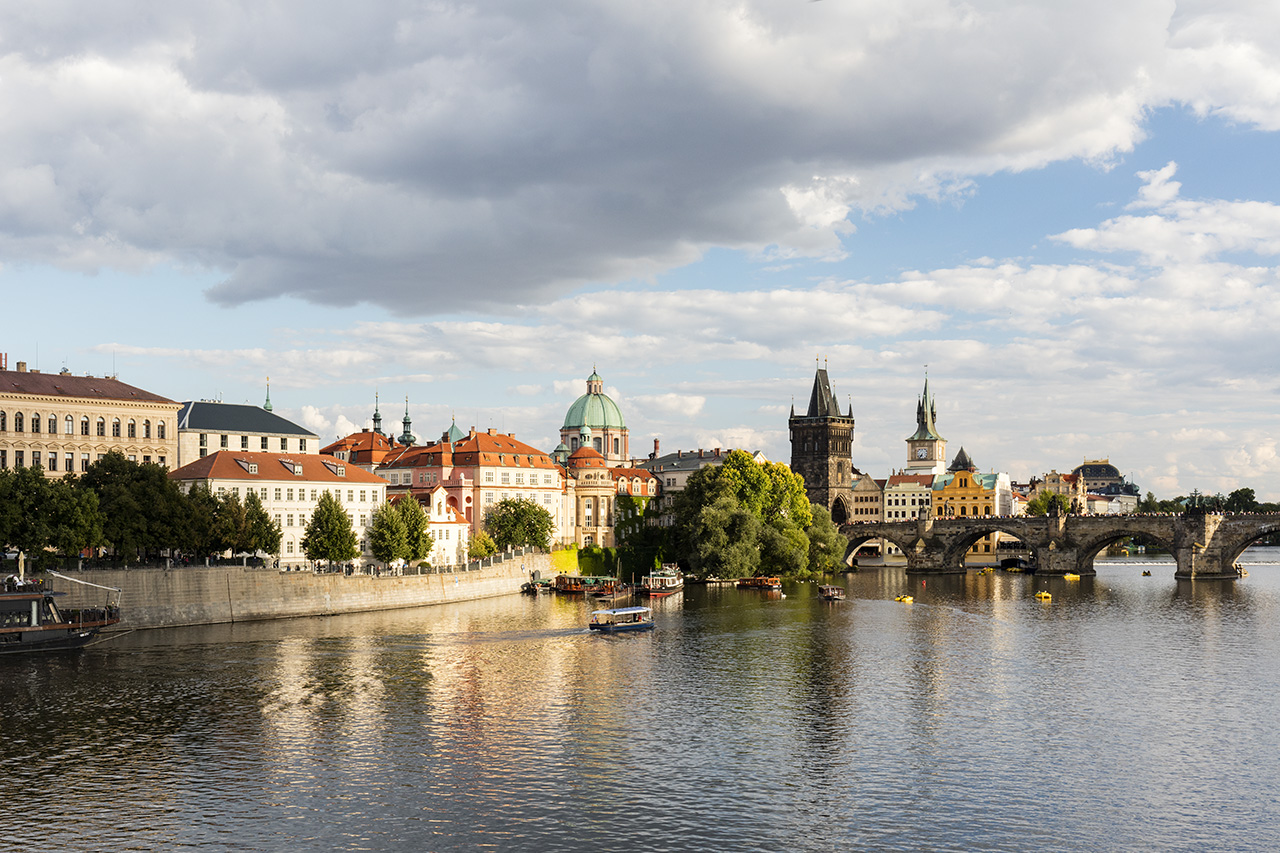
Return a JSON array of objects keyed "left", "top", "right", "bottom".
[
  {"left": 396, "top": 496, "right": 434, "bottom": 564},
  {"left": 48, "top": 476, "right": 104, "bottom": 561},
  {"left": 468, "top": 530, "right": 498, "bottom": 559},
  {"left": 214, "top": 491, "right": 249, "bottom": 554},
  {"left": 484, "top": 497, "right": 554, "bottom": 550},
  {"left": 1025, "top": 490, "right": 1072, "bottom": 516},
  {"left": 1226, "top": 488, "right": 1258, "bottom": 513},
  {"left": 302, "top": 491, "right": 359, "bottom": 566},
  {"left": 245, "top": 490, "right": 282, "bottom": 558},
  {"left": 0, "top": 468, "right": 102, "bottom": 569},
  {"left": 806, "top": 504, "right": 848, "bottom": 576},
  {"left": 368, "top": 500, "right": 409, "bottom": 565},
  {"left": 79, "top": 451, "right": 188, "bottom": 562},
  {"left": 184, "top": 483, "right": 221, "bottom": 559}
]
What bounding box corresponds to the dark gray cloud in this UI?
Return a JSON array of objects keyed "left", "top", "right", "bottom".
[{"left": 1, "top": 1, "right": 1276, "bottom": 312}]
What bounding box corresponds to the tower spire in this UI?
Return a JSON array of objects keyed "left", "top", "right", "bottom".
[
  {"left": 264, "top": 377, "right": 273, "bottom": 412},
  {"left": 373, "top": 390, "right": 383, "bottom": 436}
]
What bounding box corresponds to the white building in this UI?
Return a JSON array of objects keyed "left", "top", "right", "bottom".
[
  {"left": 168, "top": 450, "right": 388, "bottom": 569},
  {"left": 177, "top": 400, "right": 319, "bottom": 467}
]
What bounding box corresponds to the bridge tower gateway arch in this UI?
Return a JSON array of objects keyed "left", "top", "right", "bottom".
[{"left": 790, "top": 361, "right": 858, "bottom": 524}]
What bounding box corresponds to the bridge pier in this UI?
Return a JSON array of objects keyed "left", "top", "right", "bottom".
[{"left": 1173, "top": 514, "right": 1241, "bottom": 580}]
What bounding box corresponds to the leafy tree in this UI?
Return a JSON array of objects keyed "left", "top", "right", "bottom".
[
  {"left": 806, "top": 504, "right": 848, "bottom": 575},
  {"left": 302, "top": 491, "right": 359, "bottom": 566},
  {"left": 1025, "top": 490, "right": 1072, "bottom": 516},
  {"left": 245, "top": 490, "right": 282, "bottom": 557},
  {"left": 484, "top": 497, "right": 554, "bottom": 550},
  {"left": 48, "top": 476, "right": 104, "bottom": 560},
  {"left": 214, "top": 491, "right": 249, "bottom": 554},
  {"left": 686, "top": 496, "right": 763, "bottom": 579},
  {"left": 368, "top": 500, "right": 409, "bottom": 564},
  {"left": 184, "top": 483, "right": 221, "bottom": 558},
  {"left": 79, "top": 451, "right": 187, "bottom": 562},
  {"left": 396, "top": 496, "right": 434, "bottom": 564},
  {"left": 0, "top": 468, "right": 102, "bottom": 569},
  {"left": 1226, "top": 488, "right": 1258, "bottom": 513},
  {"left": 468, "top": 530, "right": 498, "bottom": 559}
]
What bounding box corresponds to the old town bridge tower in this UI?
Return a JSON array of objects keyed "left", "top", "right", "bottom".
[{"left": 789, "top": 364, "right": 857, "bottom": 523}]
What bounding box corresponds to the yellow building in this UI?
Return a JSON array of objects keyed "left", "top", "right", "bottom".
[
  {"left": 932, "top": 448, "right": 1009, "bottom": 563},
  {"left": 0, "top": 360, "right": 180, "bottom": 474}
]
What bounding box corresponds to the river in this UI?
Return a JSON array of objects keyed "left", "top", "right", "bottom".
[{"left": 3, "top": 551, "right": 1279, "bottom": 852}]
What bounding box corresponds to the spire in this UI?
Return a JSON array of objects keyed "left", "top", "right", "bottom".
[
  {"left": 398, "top": 397, "right": 416, "bottom": 446},
  {"left": 373, "top": 390, "right": 383, "bottom": 436},
  {"left": 805, "top": 365, "right": 843, "bottom": 418},
  {"left": 949, "top": 446, "right": 975, "bottom": 472},
  {"left": 264, "top": 377, "right": 273, "bottom": 412},
  {"left": 907, "top": 373, "right": 944, "bottom": 441}
]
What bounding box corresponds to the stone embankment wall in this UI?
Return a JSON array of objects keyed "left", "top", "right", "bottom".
[{"left": 50, "top": 552, "right": 554, "bottom": 630}]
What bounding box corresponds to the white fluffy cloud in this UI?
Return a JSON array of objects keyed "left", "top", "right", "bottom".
[{"left": 5, "top": 2, "right": 1280, "bottom": 311}]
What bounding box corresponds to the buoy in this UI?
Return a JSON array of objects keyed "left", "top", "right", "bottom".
[{"left": 1034, "top": 591, "right": 1052, "bottom": 601}]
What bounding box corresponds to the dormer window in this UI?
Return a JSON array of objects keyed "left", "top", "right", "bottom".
[{"left": 248, "top": 463, "right": 258, "bottom": 474}]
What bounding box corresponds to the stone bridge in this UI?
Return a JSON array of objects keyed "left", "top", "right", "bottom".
[{"left": 839, "top": 512, "right": 1280, "bottom": 578}]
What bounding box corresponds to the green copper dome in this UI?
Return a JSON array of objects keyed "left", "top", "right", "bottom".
[{"left": 562, "top": 372, "right": 626, "bottom": 430}]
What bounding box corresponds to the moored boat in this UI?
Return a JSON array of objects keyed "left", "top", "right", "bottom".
[
  {"left": 736, "top": 576, "right": 782, "bottom": 590},
  {"left": 642, "top": 564, "right": 684, "bottom": 597},
  {"left": 1, "top": 573, "right": 121, "bottom": 654},
  {"left": 818, "top": 585, "right": 846, "bottom": 601},
  {"left": 588, "top": 606, "right": 655, "bottom": 632}
]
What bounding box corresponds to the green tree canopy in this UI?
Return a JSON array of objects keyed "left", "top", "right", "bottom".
[
  {"left": 368, "top": 500, "right": 409, "bottom": 564},
  {"left": 806, "top": 504, "right": 848, "bottom": 576},
  {"left": 79, "top": 451, "right": 187, "bottom": 561},
  {"left": 1025, "top": 490, "right": 1072, "bottom": 516},
  {"left": 302, "top": 491, "right": 359, "bottom": 566},
  {"left": 245, "top": 490, "right": 282, "bottom": 557},
  {"left": 468, "top": 530, "right": 498, "bottom": 559},
  {"left": 484, "top": 497, "right": 554, "bottom": 550},
  {"left": 396, "top": 496, "right": 434, "bottom": 564}
]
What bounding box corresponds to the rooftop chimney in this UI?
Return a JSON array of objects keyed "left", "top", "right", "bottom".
[
  {"left": 652, "top": 438, "right": 659, "bottom": 459},
  {"left": 16, "top": 361, "right": 27, "bottom": 372}
]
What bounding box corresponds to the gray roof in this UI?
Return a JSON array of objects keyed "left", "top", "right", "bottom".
[
  {"left": 177, "top": 401, "right": 317, "bottom": 437},
  {"left": 806, "top": 368, "right": 843, "bottom": 418},
  {"left": 636, "top": 448, "right": 731, "bottom": 472}
]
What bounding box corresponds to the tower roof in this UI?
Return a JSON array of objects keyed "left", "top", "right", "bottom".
[
  {"left": 907, "top": 376, "right": 945, "bottom": 441},
  {"left": 948, "top": 447, "right": 976, "bottom": 472},
  {"left": 562, "top": 372, "right": 626, "bottom": 430},
  {"left": 805, "top": 368, "right": 844, "bottom": 418}
]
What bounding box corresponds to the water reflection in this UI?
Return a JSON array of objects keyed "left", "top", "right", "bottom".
[{"left": 3, "top": 555, "right": 1280, "bottom": 851}]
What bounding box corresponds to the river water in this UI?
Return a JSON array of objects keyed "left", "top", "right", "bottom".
[{"left": 4, "top": 552, "right": 1279, "bottom": 852}]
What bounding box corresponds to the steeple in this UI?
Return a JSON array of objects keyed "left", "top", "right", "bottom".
[
  {"left": 907, "top": 374, "right": 944, "bottom": 441},
  {"left": 399, "top": 397, "right": 416, "bottom": 446},
  {"left": 264, "top": 377, "right": 273, "bottom": 412},
  {"left": 372, "top": 391, "right": 383, "bottom": 436}
]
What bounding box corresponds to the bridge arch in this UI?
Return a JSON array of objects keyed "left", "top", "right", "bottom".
[
  {"left": 840, "top": 525, "right": 919, "bottom": 567},
  {"left": 830, "top": 494, "right": 851, "bottom": 525},
  {"left": 1074, "top": 527, "right": 1178, "bottom": 574},
  {"left": 1215, "top": 519, "right": 1280, "bottom": 570},
  {"left": 938, "top": 521, "right": 1048, "bottom": 571}
]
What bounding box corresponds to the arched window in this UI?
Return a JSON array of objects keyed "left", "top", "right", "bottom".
[
  {"left": 31, "top": 413, "right": 40, "bottom": 434},
  {"left": 15, "top": 412, "right": 24, "bottom": 432},
  {"left": 143, "top": 420, "right": 151, "bottom": 439},
  {"left": 112, "top": 418, "right": 121, "bottom": 438},
  {"left": 0, "top": 411, "right": 6, "bottom": 431},
  {"left": 96, "top": 417, "right": 106, "bottom": 437},
  {"left": 65, "top": 415, "right": 74, "bottom": 435},
  {"left": 81, "top": 416, "right": 90, "bottom": 436},
  {"left": 127, "top": 419, "right": 136, "bottom": 439},
  {"left": 157, "top": 421, "right": 166, "bottom": 440}
]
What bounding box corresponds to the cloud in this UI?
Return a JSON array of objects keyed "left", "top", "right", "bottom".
[
  {"left": 6, "top": 2, "right": 1280, "bottom": 312},
  {"left": 629, "top": 393, "right": 706, "bottom": 419}
]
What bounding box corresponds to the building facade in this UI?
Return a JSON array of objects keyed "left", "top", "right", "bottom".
[
  {"left": 177, "top": 401, "right": 318, "bottom": 467},
  {"left": 0, "top": 361, "right": 180, "bottom": 474},
  {"left": 168, "top": 450, "right": 388, "bottom": 569},
  {"left": 789, "top": 365, "right": 857, "bottom": 522}
]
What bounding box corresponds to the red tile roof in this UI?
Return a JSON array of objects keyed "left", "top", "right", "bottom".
[
  {"left": 379, "top": 429, "right": 558, "bottom": 470},
  {"left": 886, "top": 474, "right": 935, "bottom": 487},
  {"left": 169, "top": 450, "right": 389, "bottom": 484}
]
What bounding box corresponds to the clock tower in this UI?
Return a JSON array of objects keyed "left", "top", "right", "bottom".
[{"left": 905, "top": 376, "right": 946, "bottom": 477}]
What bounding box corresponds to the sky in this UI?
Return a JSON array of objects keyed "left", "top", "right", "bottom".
[{"left": 3, "top": 1, "right": 1280, "bottom": 499}]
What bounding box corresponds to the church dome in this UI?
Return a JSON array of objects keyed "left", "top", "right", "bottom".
[{"left": 562, "top": 372, "right": 626, "bottom": 431}]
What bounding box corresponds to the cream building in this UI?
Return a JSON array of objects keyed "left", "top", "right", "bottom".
[
  {"left": 168, "top": 450, "right": 388, "bottom": 569},
  {"left": 0, "top": 360, "right": 180, "bottom": 474}
]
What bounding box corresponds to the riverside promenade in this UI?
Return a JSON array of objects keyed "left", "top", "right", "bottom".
[{"left": 48, "top": 550, "right": 553, "bottom": 630}]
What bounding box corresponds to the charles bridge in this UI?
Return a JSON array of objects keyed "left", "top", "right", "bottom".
[{"left": 839, "top": 511, "right": 1280, "bottom": 578}]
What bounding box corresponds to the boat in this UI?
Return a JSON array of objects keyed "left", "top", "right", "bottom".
[
  {"left": 1034, "top": 591, "right": 1052, "bottom": 601},
  {"left": 553, "top": 574, "right": 617, "bottom": 595},
  {"left": 588, "top": 606, "right": 655, "bottom": 632},
  {"left": 736, "top": 576, "right": 782, "bottom": 590},
  {"left": 1141, "top": 570, "right": 1152, "bottom": 577},
  {"left": 818, "top": 585, "right": 846, "bottom": 601},
  {"left": 1, "top": 573, "right": 121, "bottom": 654},
  {"left": 894, "top": 594, "right": 913, "bottom": 603},
  {"left": 1063, "top": 572, "right": 1081, "bottom": 581},
  {"left": 642, "top": 565, "right": 684, "bottom": 597}
]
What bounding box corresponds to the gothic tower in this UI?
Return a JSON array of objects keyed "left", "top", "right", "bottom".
[
  {"left": 905, "top": 375, "right": 947, "bottom": 477},
  {"left": 789, "top": 363, "right": 857, "bottom": 523}
]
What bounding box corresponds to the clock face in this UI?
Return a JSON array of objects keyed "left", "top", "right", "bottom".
[{"left": 915, "top": 447, "right": 928, "bottom": 459}]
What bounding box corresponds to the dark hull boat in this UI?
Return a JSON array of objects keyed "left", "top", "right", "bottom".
[{"left": 0, "top": 573, "right": 121, "bottom": 654}]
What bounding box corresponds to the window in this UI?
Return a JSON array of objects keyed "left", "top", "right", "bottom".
[
  {"left": 144, "top": 420, "right": 151, "bottom": 439},
  {"left": 484, "top": 472, "right": 494, "bottom": 483},
  {"left": 199, "top": 433, "right": 207, "bottom": 448},
  {"left": 65, "top": 415, "right": 74, "bottom": 435},
  {"left": 0, "top": 411, "right": 5, "bottom": 431},
  {"left": 275, "top": 489, "right": 282, "bottom": 500},
  {"left": 501, "top": 471, "right": 511, "bottom": 484},
  {"left": 348, "top": 490, "right": 354, "bottom": 502},
  {"left": 157, "top": 421, "right": 166, "bottom": 439},
  {"left": 310, "top": 489, "right": 317, "bottom": 501},
  {"left": 360, "top": 491, "right": 366, "bottom": 502},
  {"left": 199, "top": 448, "right": 207, "bottom": 458},
  {"left": 287, "top": 541, "right": 294, "bottom": 554},
  {"left": 241, "top": 436, "right": 249, "bottom": 450},
  {"left": 15, "top": 412, "right": 23, "bottom": 432},
  {"left": 280, "top": 437, "right": 288, "bottom": 451},
  {"left": 48, "top": 453, "right": 57, "bottom": 472},
  {"left": 81, "top": 454, "right": 89, "bottom": 472},
  {"left": 32, "top": 451, "right": 41, "bottom": 468},
  {"left": 220, "top": 434, "right": 228, "bottom": 448},
  {"left": 515, "top": 472, "right": 524, "bottom": 484},
  {"left": 112, "top": 418, "right": 121, "bottom": 438},
  {"left": 248, "top": 463, "right": 258, "bottom": 474},
  {"left": 287, "top": 514, "right": 294, "bottom": 527},
  {"left": 81, "top": 416, "right": 89, "bottom": 436},
  {"left": 300, "top": 439, "right": 306, "bottom": 452},
  {"left": 65, "top": 453, "right": 73, "bottom": 471},
  {"left": 614, "top": 438, "right": 620, "bottom": 455},
  {"left": 15, "top": 451, "right": 23, "bottom": 467},
  {"left": 261, "top": 436, "right": 269, "bottom": 450},
  {"left": 127, "top": 419, "right": 136, "bottom": 439},
  {"left": 31, "top": 413, "right": 39, "bottom": 434}
]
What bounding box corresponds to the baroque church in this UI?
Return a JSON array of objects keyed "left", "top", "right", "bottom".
[{"left": 789, "top": 363, "right": 858, "bottom": 523}]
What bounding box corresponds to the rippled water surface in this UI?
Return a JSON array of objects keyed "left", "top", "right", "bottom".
[{"left": 4, "top": 553, "right": 1280, "bottom": 852}]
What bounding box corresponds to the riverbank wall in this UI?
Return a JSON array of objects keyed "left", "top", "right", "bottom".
[{"left": 48, "top": 552, "right": 554, "bottom": 630}]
